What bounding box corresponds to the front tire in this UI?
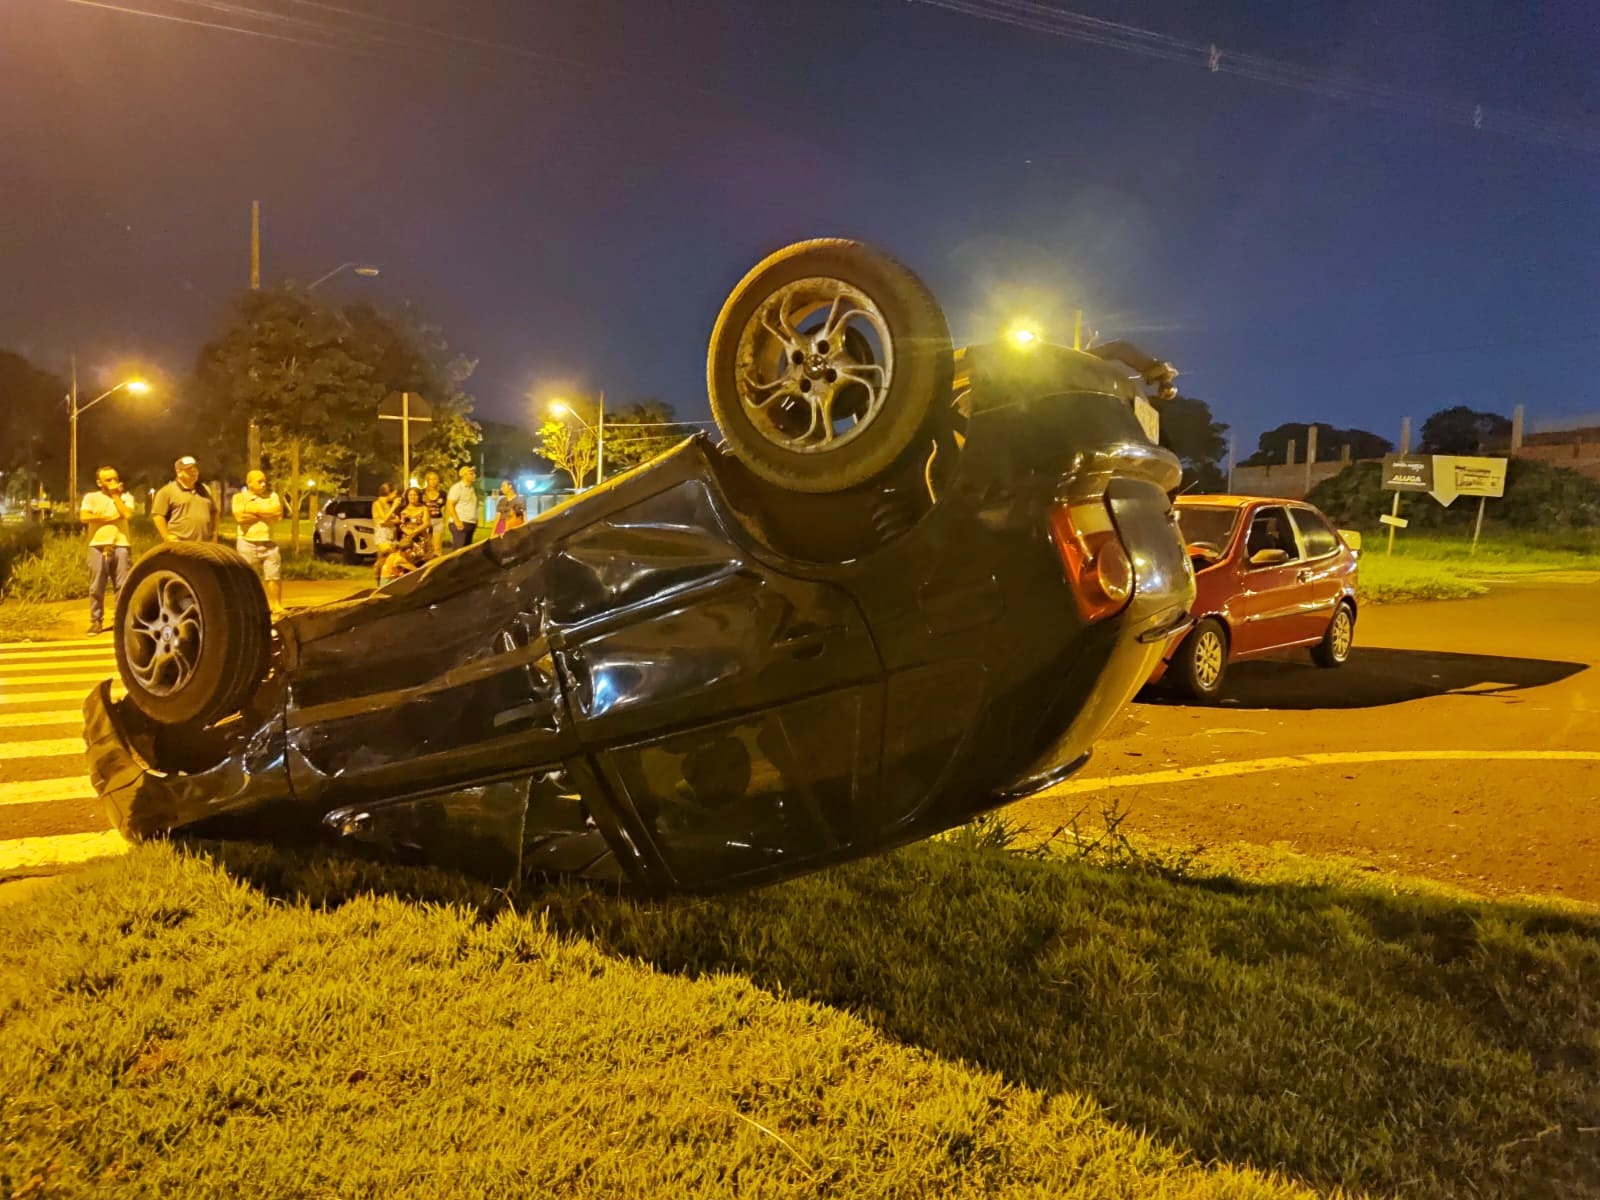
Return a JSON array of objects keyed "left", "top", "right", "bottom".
[
  {"left": 114, "top": 543, "right": 271, "bottom": 727},
  {"left": 1311, "top": 601, "right": 1355, "bottom": 668},
  {"left": 707, "top": 239, "right": 953, "bottom": 493},
  {"left": 1172, "top": 617, "right": 1229, "bottom": 702},
  {"left": 342, "top": 534, "right": 360, "bottom": 565}
]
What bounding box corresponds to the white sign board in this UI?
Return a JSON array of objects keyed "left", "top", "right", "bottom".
[
  {"left": 1378, "top": 513, "right": 1408, "bottom": 528},
  {"left": 1428, "top": 456, "right": 1507, "bottom": 507}
]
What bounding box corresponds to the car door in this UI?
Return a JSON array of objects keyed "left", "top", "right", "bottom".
[
  {"left": 1231, "top": 505, "right": 1312, "bottom": 654},
  {"left": 546, "top": 478, "right": 883, "bottom": 891},
  {"left": 1287, "top": 506, "right": 1347, "bottom": 637}
]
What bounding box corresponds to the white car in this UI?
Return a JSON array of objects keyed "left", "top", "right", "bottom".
[{"left": 312, "top": 497, "right": 380, "bottom": 562}]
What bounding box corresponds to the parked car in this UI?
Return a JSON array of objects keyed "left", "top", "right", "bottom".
[
  {"left": 312, "top": 497, "right": 379, "bottom": 563},
  {"left": 1150, "top": 495, "right": 1360, "bottom": 701},
  {"left": 88, "top": 238, "right": 1195, "bottom": 896}
]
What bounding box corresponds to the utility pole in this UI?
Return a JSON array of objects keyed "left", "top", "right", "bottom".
[
  {"left": 68, "top": 355, "right": 78, "bottom": 509},
  {"left": 248, "top": 201, "right": 262, "bottom": 471},
  {"left": 595, "top": 391, "right": 605, "bottom": 484},
  {"left": 1226, "top": 436, "right": 1235, "bottom": 493},
  {"left": 1073, "top": 310, "right": 1083, "bottom": 351}
]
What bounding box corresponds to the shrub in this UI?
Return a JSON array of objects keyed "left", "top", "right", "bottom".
[
  {"left": 5, "top": 522, "right": 161, "bottom": 602},
  {"left": 1309, "top": 459, "right": 1600, "bottom": 531}
]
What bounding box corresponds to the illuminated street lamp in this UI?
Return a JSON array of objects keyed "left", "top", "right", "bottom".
[
  {"left": 306, "top": 262, "right": 381, "bottom": 290},
  {"left": 69, "top": 361, "right": 150, "bottom": 506}
]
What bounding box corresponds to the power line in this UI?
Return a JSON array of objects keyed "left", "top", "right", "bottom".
[
  {"left": 910, "top": 0, "right": 1600, "bottom": 153},
  {"left": 61, "top": 0, "right": 370, "bottom": 52}
]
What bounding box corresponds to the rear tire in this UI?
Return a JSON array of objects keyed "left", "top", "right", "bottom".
[
  {"left": 707, "top": 239, "right": 953, "bottom": 493},
  {"left": 1172, "top": 617, "right": 1229, "bottom": 702},
  {"left": 342, "top": 534, "right": 360, "bottom": 565},
  {"left": 114, "top": 542, "right": 271, "bottom": 727},
  {"left": 1311, "top": 601, "right": 1355, "bottom": 668}
]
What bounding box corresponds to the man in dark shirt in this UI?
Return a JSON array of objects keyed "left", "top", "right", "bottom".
[{"left": 151, "top": 455, "right": 219, "bottom": 543}]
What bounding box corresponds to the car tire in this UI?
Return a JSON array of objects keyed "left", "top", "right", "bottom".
[
  {"left": 1311, "top": 601, "right": 1355, "bottom": 668},
  {"left": 312, "top": 532, "right": 325, "bottom": 558},
  {"left": 1172, "top": 617, "right": 1229, "bottom": 702},
  {"left": 707, "top": 238, "right": 953, "bottom": 493},
  {"left": 114, "top": 542, "right": 272, "bottom": 727},
  {"left": 342, "top": 534, "right": 360, "bottom": 565}
]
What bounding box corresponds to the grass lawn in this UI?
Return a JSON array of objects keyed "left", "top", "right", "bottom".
[
  {"left": 1355, "top": 532, "right": 1600, "bottom": 604},
  {"left": 3, "top": 825, "right": 1596, "bottom": 1198}
]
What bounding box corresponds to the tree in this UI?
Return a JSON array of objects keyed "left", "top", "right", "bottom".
[
  {"left": 602, "top": 399, "right": 689, "bottom": 476},
  {"left": 536, "top": 410, "right": 598, "bottom": 489},
  {"left": 191, "top": 288, "right": 385, "bottom": 547},
  {"left": 0, "top": 352, "right": 67, "bottom": 504},
  {"left": 342, "top": 303, "right": 481, "bottom": 484},
  {"left": 1242, "top": 422, "right": 1393, "bottom": 467},
  {"left": 262, "top": 433, "right": 348, "bottom": 534},
  {"left": 1419, "top": 406, "right": 1512, "bottom": 455},
  {"left": 1154, "top": 394, "right": 1228, "bottom": 492}
]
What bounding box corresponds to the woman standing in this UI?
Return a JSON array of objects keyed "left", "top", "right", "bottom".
[
  {"left": 492, "top": 480, "right": 526, "bottom": 537},
  {"left": 370, "top": 482, "right": 398, "bottom": 584}
]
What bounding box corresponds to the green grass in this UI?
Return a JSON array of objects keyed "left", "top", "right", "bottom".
[
  {"left": 1352, "top": 532, "right": 1600, "bottom": 604},
  {"left": 3, "top": 826, "right": 1596, "bottom": 1198},
  {"left": 0, "top": 598, "right": 61, "bottom": 642},
  {"left": 1355, "top": 556, "right": 1491, "bottom": 604}
]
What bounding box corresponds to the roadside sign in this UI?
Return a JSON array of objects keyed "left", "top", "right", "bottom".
[
  {"left": 1378, "top": 513, "right": 1408, "bottom": 528},
  {"left": 1427, "top": 455, "right": 1506, "bottom": 506},
  {"left": 1381, "top": 454, "right": 1433, "bottom": 492}
]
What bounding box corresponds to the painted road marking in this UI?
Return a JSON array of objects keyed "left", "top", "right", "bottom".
[
  {"left": 0, "top": 710, "right": 79, "bottom": 729},
  {"left": 0, "top": 687, "right": 102, "bottom": 707},
  {"left": 0, "top": 830, "right": 127, "bottom": 874},
  {"left": 0, "top": 671, "right": 115, "bottom": 688},
  {"left": 0, "top": 649, "right": 116, "bottom": 665},
  {"left": 0, "top": 776, "right": 95, "bottom": 807},
  {"left": 2, "top": 659, "right": 115, "bottom": 676},
  {"left": 0, "top": 640, "right": 109, "bottom": 659},
  {"left": 1047, "top": 749, "right": 1600, "bottom": 797},
  {"left": 0, "top": 737, "right": 90, "bottom": 763}
]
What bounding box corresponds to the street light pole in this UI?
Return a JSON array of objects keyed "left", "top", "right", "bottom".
[
  {"left": 307, "top": 262, "right": 381, "bottom": 290},
  {"left": 69, "top": 368, "right": 149, "bottom": 507},
  {"left": 69, "top": 355, "right": 78, "bottom": 512},
  {"left": 596, "top": 390, "right": 605, "bottom": 485}
]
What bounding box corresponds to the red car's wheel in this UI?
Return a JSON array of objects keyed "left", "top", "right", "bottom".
[
  {"left": 1312, "top": 601, "right": 1355, "bottom": 668},
  {"left": 1172, "top": 617, "right": 1228, "bottom": 702}
]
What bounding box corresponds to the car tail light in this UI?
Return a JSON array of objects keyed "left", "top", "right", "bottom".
[{"left": 1048, "top": 499, "right": 1134, "bottom": 622}]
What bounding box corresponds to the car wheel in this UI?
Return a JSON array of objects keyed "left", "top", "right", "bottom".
[
  {"left": 707, "top": 238, "right": 953, "bottom": 493},
  {"left": 342, "top": 534, "right": 360, "bottom": 565},
  {"left": 1173, "top": 617, "right": 1229, "bottom": 702},
  {"left": 114, "top": 543, "right": 271, "bottom": 727},
  {"left": 1311, "top": 601, "right": 1355, "bottom": 668},
  {"left": 312, "top": 532, "right": 324, "bottom": 558}
]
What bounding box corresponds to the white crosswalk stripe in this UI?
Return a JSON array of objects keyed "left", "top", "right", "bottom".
[{"left": 0, "top": 640, "right": 127, "bottom": 876}]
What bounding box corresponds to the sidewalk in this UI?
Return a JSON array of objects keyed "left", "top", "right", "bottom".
[{"left": 14, "top": 579, "right": 370, "bottom": 642}]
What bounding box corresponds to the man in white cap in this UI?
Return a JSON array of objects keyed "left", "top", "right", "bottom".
[
  {"left": 232, "top": 468, "right": 285, "bottom": 616},
  {"left": 151, "top": 455, "right": 219, "bottom": 543}
]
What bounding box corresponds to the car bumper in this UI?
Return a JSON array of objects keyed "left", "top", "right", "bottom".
[
  {"left": 83, "top": 681, "right": 296, "bottom": 839},
  {"left": 998, "top": 473, "right": 1195, "bottom": 797}
]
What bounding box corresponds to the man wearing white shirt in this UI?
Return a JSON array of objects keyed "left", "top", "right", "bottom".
[
  {"left": 79, "top": 465, "right": 135, "bottom": 636},
  {"left": 232, "top": 469, "right": 286, "bottom": 617}
]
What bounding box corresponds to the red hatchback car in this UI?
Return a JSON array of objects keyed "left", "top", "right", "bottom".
[{"left": 1151, "top": 496, "right": 1360, "bottom": 700}]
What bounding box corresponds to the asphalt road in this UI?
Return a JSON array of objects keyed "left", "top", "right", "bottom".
[
  {"left": 2, "top": 575, "right": 1597, "bottom": 903},
  {"left": 1009, "top": 575, "right": 1600, "bottom": 904}
]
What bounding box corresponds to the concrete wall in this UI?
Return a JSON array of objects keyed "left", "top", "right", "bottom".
[
  {"left": 1226, "top": 460, "right": 1351, "bottom": 500},
  {"left": 1516, "top": 437, "right": 1600, "bottom": 482}
]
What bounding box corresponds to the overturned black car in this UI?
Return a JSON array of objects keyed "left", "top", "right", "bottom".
[{"left": 86, "top": 239, "right": 1195, "bottom": 894}]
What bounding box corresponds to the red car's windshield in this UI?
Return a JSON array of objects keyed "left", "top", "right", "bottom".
[{"left": 1174, "top": 505, "right": 1240, "bottom": 551}]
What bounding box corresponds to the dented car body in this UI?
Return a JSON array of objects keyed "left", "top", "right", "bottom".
[{"left": 86, "top": 340, "right": 1194, "bottom": 895}]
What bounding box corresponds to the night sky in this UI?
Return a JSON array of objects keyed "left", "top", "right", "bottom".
[{"left": 4, "top": 0, "right": 1598, "bottom": 455}]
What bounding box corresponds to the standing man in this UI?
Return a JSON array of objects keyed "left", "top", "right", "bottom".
[
  {"left": 445, "top": 465, "right": 480, "bottom": 550},
  {"left": 79, "top": 465, "right": 134, "bottom": 636},
  {"left": 151, "top": 455, "right": 219, "bottom": 544},
  {"left": 421, "top": 469, "right": 447, "bottom": 556},
  {"left": 232, "top": 469, "right": 285, "bottom": 617}
]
